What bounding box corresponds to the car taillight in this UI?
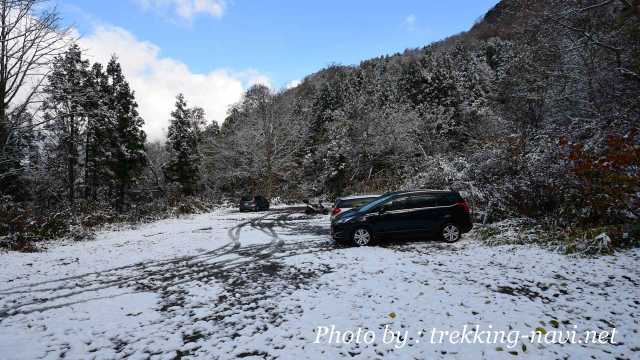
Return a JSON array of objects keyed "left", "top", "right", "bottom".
[
  {"left": 456, "top": 201, "right": 471, "bottom": 213},
  {"left": 332, "top": 208, "right": 342, "bottom": 215}
]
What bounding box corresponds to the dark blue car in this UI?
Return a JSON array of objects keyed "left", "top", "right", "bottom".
[{"left": 330, "top": 190, "right": 473, "bottom": 246}]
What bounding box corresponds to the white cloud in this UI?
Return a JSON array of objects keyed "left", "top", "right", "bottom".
[
  {"left": 136, "top": 0, "right": 225, "bottom": 21},
  {"left": 403, "top": 14, "right": 417, "bottom": 31},
  {"left": 78, "top": 25, "right": 269, "bottom": 141},
  {"left": 238, "top": 69, "right": 272, "bottom": 88},
  {"left": 286, "top": 79, "right": 301, "bottom": 89}
]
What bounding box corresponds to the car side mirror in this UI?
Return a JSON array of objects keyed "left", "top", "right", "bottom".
[{"left": 378, "top": 206, "right": 387, "bottom": 214}]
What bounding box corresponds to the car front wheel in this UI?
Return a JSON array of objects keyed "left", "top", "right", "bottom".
[
  {"left": 442, "top": 223, "right": 461, "bottom": 243},
  {"left": 352, "top": 227, "right": 372, "bottom": 246}
]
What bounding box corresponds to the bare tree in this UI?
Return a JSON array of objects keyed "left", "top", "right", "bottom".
[{"left": 0, "top": 0, "right": 70, "bottom": 187}]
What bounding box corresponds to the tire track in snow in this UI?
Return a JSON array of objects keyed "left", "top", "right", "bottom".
[{"left": 0, "top": 208, "right": 333, "bottom": 320}]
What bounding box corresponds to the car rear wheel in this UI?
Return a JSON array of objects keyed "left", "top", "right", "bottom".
[
  {"left": 352, "top": 227, "right": 372, "bottom": 246},
  {"left": 442, "top": 223, "right": 461, "bottom": 243}
]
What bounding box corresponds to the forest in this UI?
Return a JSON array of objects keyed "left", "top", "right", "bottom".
[{"left": 1, "top": 0, "right": 639, "bottom": 251}]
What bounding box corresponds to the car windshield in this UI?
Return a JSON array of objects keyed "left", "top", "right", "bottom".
[
  {"left": 241, "top": 196, "right": 252, "bottom": 201},
  {"left": 357, "top": 194, "right": 393, "bottom": 213}
]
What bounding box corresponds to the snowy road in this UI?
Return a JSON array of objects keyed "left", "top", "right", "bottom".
[{"left": 0, "top": 208, "right": 638, "bottom": 360}]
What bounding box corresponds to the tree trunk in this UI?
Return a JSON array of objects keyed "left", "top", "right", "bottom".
[
  {"left": 0, "top": 105, "right": 5, "bottom": 148},
  {"left": 67, "top": 116, "right": 76, "bottom": 216},
  {"left": 117, "top": 181, "right": 126, "bottom": 213},
  {"left": 84, "top": 129, "right": 92, "bottom": 200}
]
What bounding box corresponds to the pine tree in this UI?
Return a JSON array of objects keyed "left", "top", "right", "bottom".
[
  {"left": 198, "top": 121, "right": 220, "bottom": 194},
  {"left": 83, "top": 63, "right": 111, "bottom": 201},
  {"left": 41, "top": 44, "right": 91, "bottom": 214},
  {"left": 105, "top": 56, "right": 147, "bottom": 211},
  {"left": 164, "top": 94, "right": 200, "bottom": 196}
]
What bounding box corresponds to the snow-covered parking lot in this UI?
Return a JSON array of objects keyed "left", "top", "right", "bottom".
[{"left": 1, "top": 207, "right": 638, "bottom": 360}]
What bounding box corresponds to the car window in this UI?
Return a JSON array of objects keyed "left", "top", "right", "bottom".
[
  {"left": 359, "top": 194, "right": 393, "bottom": 213},
  {"left": 241, "top": 196, "right": 251, "bottom": 201},
  {"left": 407, "top": 195, "right": 438, "bottom": 208},
  {"left": 337, "top": 197, "right": 377, "bottom": 208},
  {"left": 386, "top": 197, "right": 409, "bottom": 211},
  {"left": 441, "top": 193, "right": 459, "bottom": 206}
]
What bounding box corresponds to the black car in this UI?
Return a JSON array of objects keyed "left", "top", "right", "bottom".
[
  {"left": 239, "top": 195, "right": 270, "bottom": 212},
  {"left": 330, "top": 190, "right": 472, "bottom": 246}
]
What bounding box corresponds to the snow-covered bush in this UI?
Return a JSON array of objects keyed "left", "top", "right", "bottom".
[
  {"left": 0, "top": 201, "right": 87, "bottom": 251},
  {"left": 473, "top": 218, "right": 541, "bottom": 246},
  {"left": 474, "top": 219, "right": 640, "bottom": 255},
  {"left": 67, "top": 225, "right": 96, "bottom": 242},
  {"left": 174, "top": 197, "right": 211, "bottom": 216}
]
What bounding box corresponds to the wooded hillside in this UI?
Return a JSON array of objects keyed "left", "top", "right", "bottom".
[{"left": 208, "top": 0, "right": 639, "bottom": 225}]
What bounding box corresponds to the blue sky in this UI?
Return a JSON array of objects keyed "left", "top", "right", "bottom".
[
  {"left": 53, "top": 0, "right": 500, "bottom": 140},
  {"left": 59, "top": 0, "right": 499, "bottom": 88}
]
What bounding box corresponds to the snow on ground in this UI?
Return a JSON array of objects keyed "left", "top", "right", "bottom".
[{"left": 1, "top": 207, "right": 638, "bottom": 359}]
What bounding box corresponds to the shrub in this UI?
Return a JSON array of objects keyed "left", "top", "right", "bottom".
[
  {"left": 0, "top": 233, "right": 40, "bottom": 252},
  {"left": 31, "top": 212, "right": 71, "bottom": 239},
  {"left": 173, "top": 196, "right": 211, "bottom": 216},
  {"left": 559, "top": 223, "right": 640, "bottom": 255},
  {"left": 560, "top": 129, "right": 640, "bottom": 226},
  {"left": 475, "top": 218, "right": 640, "bottom": 255}
]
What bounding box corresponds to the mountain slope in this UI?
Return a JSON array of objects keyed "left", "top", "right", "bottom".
[{"left": 210, "top": 0, "right": 639, "bottom": 225}]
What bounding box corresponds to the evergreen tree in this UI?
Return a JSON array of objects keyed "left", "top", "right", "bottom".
[
  {"left": 105, "top": 56, "right": 147, "bottom": 211},
  {"left": 164, "top": 94, "right": 200, "bottom": 195},
  {"left": 41, "top": 44, "right": 91, "bottom": 214},
  {"left": 83, "top": 63, "right": 111, "bottom": 201},
  {"left": 199, "top": 121, "right": 220, "bottom": 193}
]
